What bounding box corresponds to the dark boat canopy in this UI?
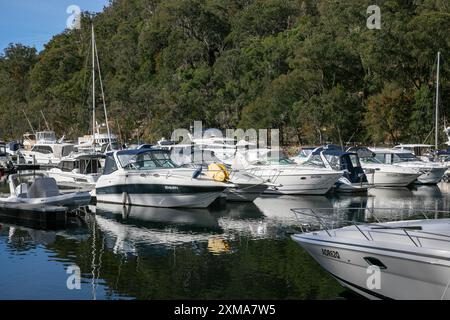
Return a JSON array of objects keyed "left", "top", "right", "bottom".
[{"left": 312, "top": 144, "right": 355, "bottom": 157}]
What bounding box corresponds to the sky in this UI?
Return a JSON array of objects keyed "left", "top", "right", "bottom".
[{"left": 0, "top": 0, "right": 110, "bottom": 52}]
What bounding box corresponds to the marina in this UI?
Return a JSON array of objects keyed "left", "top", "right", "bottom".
[
  {"left": 2, "top": 182, "right": 450, "bottom": 299},
  {"left": 1, "top": 0, "right": 450, "bottom": 305}
]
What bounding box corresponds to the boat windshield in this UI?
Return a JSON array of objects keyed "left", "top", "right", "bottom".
[
  {"left": 252, "top": 154, "right": 295, "bottom": 165},
  {"left": 360, "top": 156, "right": 382, "bottom": 164},
  {"left": 393, "top": 153, "right": 420, "bottom": 163},
  {"left": 302, "top": 154, "right": 326, "bottom": 168},
  {"left": 118, "top": 151, "right": 178, "bottom": 170}
]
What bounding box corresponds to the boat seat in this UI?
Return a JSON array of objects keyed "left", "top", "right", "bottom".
[{"left": 27, "top": 177, "right": 60, "bottom": 198}]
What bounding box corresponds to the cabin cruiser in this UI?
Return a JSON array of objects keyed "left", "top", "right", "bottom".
[
  {"left": 95, "top": 148, "right": 233, "bottom": 208},
  {"left": 393, "top": 144, "right": 435, "bottom": 162},
  {"left": 166, "top": 144, "right": 269, "bottom": 202},
  {"left": 20, "top": 131, "right": 74, "bottom": 166},
  {"left": 370, "top": 148, "right": 446, "bottom": 184},
  {"left": 303, "top": 146, "right": 370, "bottom": 193},
  {"left": 77, "top": 132, "right": 120, "bottom": 153},
  {"left": 22, "top": 131, "right": 58, "bottom": 151},
  {"left": 47, "top": 152, "right": 104, "bottom": 188},
  {"left": 231, "top": 148, "right": 342, "bottom": 195},
  {"left": 290, "top": 147, "right": 317, "bottom": 164},
  {"left": 291, "top": 210, "right": 450, "bottom": 300},
  {"left": 347, "top": 147, "right": 421, "bottom": 187},
  {"left": 21, "top": 142, "right": 75, "bottom": 166},
  {"left": 1, "top": 173, "right": 91, "bottom": 207}
]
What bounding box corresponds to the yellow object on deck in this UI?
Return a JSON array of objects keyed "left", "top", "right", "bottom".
[{"left": 207, "top": 163, "right": 230, "bottom": 182}]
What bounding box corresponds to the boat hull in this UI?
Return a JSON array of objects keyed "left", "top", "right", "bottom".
[
  {"left": 364, "top": 172, "right": 419, "bottom": 187},
  {"left": 96, "top": 191, "right": 222, "bottom": 208},
  {"left": 262, "top": 172, "right": 342, "bottom": 195},
  {"left": 292, "top": 235, "right": 450, "bottom": 300}
]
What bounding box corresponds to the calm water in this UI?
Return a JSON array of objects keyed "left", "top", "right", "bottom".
[{"left": 2, "top": 183, "right": 450, "bottom": 300}]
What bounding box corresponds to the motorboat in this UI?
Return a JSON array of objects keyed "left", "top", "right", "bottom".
[
  {"left": 370, "top": 147, "right": 446, "bottom": 184},
  {"left": 77, "top": 131, "right": 120, "bottom": 153},
  {"left": 347, "top": 147, "right": 420, "bottom": 187},
  {"left": 231, "top": 148, "right": 342, "bottom": 195},
  {"left": 290, "top": 146, "right": 317, "bottom": 164},
  {"left": 1, "top": 173, "right": 91, "bottom": 207},
  {"left": 47, "top": 152, "right": 104, "bottom": 188},
  {"left": 303, "top": 145, "right": 370, "bottom": 193},
  {"left": 95, "top": 148, "right": 233, "bottom": 208},
  {"left": 393, "top": 144, "right": 435, "bottom": 162},
  {"left": 291, "top": 209, "right": 450, "bottom": 300},
  {"left": 20, "top": 131, "right": 75, "bottom": 166},
  {"left": 166, "top": 144, "right": 269, "bottom": 202}
]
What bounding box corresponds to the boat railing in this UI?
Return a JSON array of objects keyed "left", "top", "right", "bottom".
[{"left": 290, "top": 207, "right": 450, "bottom": 247}]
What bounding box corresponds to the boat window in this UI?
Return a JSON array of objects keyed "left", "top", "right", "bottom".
[
  {"left": 252, "top": 153, "right": 295, "bottom": 165},
  {"left": 298, "top": 149, "right": 313, "bottom": 158},
  {"left": 62, "top": 146, "right": 74, "bottom": 157},
  {"left": 302, "top": 154, "right": 325, "bottom": 168},
  {"left": 393, "top": 153, "right": 419, "bottom": 163},
  {"left": 61, "top": 161, "right": 74, "bottom": 171},
  {"left": 33, "top": 145, "right": 53, "bottom": 154},
  {"left": 361, "top": 156, "right": 382, "bottom": 164},
  {"left": 79, "top": 158, "right": 101, "bottom": 174},
  {"left": 374, "top": 153, "right": 385, "bottom": 163},
  {"left": 324, "top": 155, "right": 341, "bottom": 171},
  {"left": 119, "top": 151, "right": 178, "bottom": 170},
  {"left": 103, "top": 155, "right": 118, "bottom": 175},
  {"left": 349, "top": 154, "right": 361, "bottom": 167}
]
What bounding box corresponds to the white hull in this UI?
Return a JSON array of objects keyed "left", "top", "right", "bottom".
[
  {"left": 96, "top": 191, "right": 223, "bottom": 208},
  {"left": 260, "top": 172, "right": 341, "bottom": 195},
  {"left": 364, "top": 171, "right": 419, "bottom": 187},
  {"left": 292, "top": 237, "right": 450, "bottom": 300},
  {"left": 47, "top": 169, "right": 99, "bottom": 187}
]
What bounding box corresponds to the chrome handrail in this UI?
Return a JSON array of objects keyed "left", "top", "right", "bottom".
[{"left": 290, "top": 207, "right": 450, "bottom": 246}]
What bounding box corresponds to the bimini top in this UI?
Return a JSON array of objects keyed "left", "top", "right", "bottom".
[{"left": 312, "top": 145, "right": 355, "bottom": 157}]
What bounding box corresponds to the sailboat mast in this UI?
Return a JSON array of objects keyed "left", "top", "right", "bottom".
[
  {"left": 435, "top": 51, "right": 441, "bottom": 151},
  {"left": 91, "top": 24, "right": 96, "bottom": 144},
  {"left": 93, "top": 39, "right": 113, "bottom": 150}
]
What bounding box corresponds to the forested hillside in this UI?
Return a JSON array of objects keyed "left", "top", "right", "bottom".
[{"left": 0, "top": 0, "right": 449, "bottom": 146}]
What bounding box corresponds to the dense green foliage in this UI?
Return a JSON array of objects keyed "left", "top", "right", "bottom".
[{"left": 0, "top": 0, "right": 449, "bottom": 145}]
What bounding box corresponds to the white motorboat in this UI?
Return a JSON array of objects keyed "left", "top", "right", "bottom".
[
  {"left": 290, "top": 147, "right": 317, "bottom": 164},
  {"left": 291, "top": 209, "right": 450, "bottom": 300},
  {"left": 77, "top": 132, "right": 120, "bottom": 153},
  {"left": 47, "top": 152, "right": 104, "bottom": 188},
  {"left": 370, "top": 147, "right": 446, "bottom": 184},
  {"left": 302, "top": 145, "right": 370, "bottom": 193},
  {"left": 232, "top": 149, "right": 342, "bottom": 195},
  {"left": 95, "top": 148, "right": 232, "bottom": 208},
  {"left": 166, "top": 144, "right": 269, "bottom": 202},
  {"left": 20, "top": 131, "right": 75, "bottom": 166},
  {"left": 1, "top": 173, "right": 91, "bottom": 208},
  {"left": 347, "top": 147, "right": 421, "bottom": 187}
]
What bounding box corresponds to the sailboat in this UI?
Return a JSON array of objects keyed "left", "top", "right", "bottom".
[
  {"left": 76, "top": 24, "right": 119, "bottom": 154},
  {"left": 47, "top": 24, "right": 110, "bottom": 187}
]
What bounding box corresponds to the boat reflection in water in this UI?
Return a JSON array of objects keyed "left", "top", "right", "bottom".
[
  {"left": 91, "top": 203, "right": 224, "bottom": 256},
  {"left": 5, "top": 183, "right": 450, "bottom": 299}
]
